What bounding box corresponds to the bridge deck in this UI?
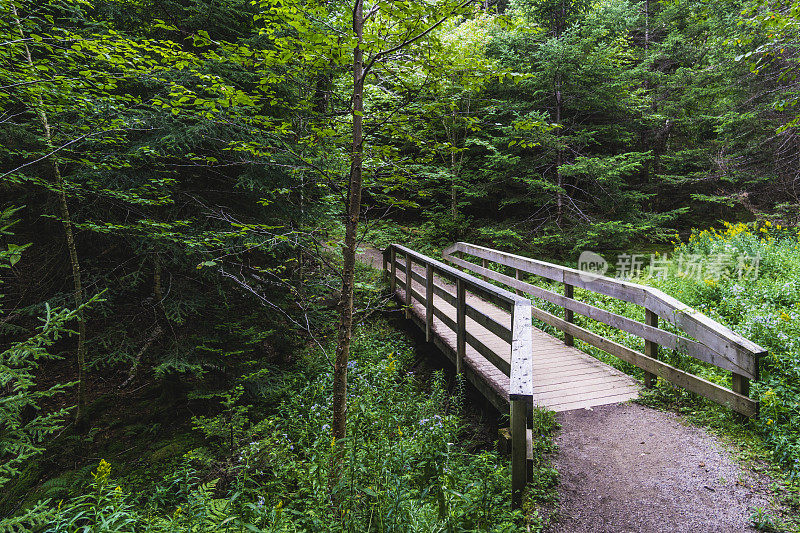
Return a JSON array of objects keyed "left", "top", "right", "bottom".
[{"left": 393, "top": 259, "right": 640, "bottom": 412}]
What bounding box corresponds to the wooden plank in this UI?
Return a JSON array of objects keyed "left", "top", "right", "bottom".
[
  {"left": 392, "top": 243, "right": 520, "bottom": 310},
  {"left": 397, "top": 275, "right": 641, "bottom": 416},
  {"left": 446, "top": 252, "right": 761, "bottom": 380},
  {"left": 411, "top": 311, "right": 509, "bottom": 411},
  {"left": 466, "top": 331, "right": 510, "bottom": 375},
  {"left": 545, "top": 390, "right": 640, "bottom": 412},
  {"left": 535, "top": 380, "right": 639, "bottom": 402},
  {"left": 529, "top": 305, "right": 759, "bottom": 417},
  {"left": 465, "top": 304, "right": 512, "bottom": 343},
  {"left": 408, "top": 263, "right": 512, "bottom": 341},
  {"left": 509, "top": 302, "right": 534, "bottom": 401},
  {"left": 534, "top": 375, "right": 635, "bottom": 393},
  {"left": 645, "top": 290, "right": 763, "bottom": 379},
  {"left": 433, "top": 305, "right": 457, "bottom": 332},
  {"left": 445, "top": 243, "right": 767, "bottom": 368},
  {"left": 447, "top": 242, "right": 645, "bottom": 304}
]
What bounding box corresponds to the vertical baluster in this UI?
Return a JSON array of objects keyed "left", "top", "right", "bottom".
[
  {"left": 515, "top": 268, "right": 523, "bottom": 296},
  {"left": 564, "top": 283, "right": 574, "bottom": 346},
  {"left": 425, "top": 263, "right": 434, "bottom": 342},
  {"left": 456, "top": 278, "right": 466, "bottom": 374},
  {"left": 390, "top": 247, "right": 397, "bottom": 293},
  {"left": 405, "top": 253, "right": 412, "bottom": 318},
  {"left": 732, "top": 373, "right": 750, "bottom": 421},
  {"left": 644, "top": 308, "right": 658, "bottom": 388}
]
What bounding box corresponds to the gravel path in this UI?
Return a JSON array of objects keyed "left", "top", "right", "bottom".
[{"left": 547, "top": 403, "right": 774, "bottom": 533}]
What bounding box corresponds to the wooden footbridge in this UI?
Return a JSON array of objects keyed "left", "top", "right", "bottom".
[{"left": 381, "top": 242, "right": 766, "bottom": 507}]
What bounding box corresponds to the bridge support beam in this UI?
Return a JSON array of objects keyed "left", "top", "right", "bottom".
[{"left": 510, "top": 399, "right": 527, "bottom": 509}]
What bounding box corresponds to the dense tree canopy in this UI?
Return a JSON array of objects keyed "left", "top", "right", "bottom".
[{"left": 2, "top": 0, "right": 800, "bottom": 529}]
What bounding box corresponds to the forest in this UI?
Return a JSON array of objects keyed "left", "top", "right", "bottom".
[{"left": 1, "top": 0, "right": 800, "bottom": 530}]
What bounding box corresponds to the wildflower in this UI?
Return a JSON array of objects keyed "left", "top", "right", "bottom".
[{"left": 93, "top": 459, "right": 111, "bottom": 485}]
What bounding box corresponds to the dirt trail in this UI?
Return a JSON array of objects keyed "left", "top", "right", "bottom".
[{"left": 547, "top": 403, "right": 775, "bottom": 533}]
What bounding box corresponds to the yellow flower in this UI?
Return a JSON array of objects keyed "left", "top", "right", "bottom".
[
  {"left": 397, "top": 427, "right": 403, "bottom": 437},
  {"left": 92, "top": 459, "right": 111, "bottom": 484},
  {"left": 767, "top": 419, "right": 773, "bottom": 425},
  {"left": 780, "top": 311, "right": 790, "bottom": 321}
]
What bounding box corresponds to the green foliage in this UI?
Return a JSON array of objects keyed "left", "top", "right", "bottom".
[
  {"left": 9, "top": 322, "right": 554, "bottom": 531},
  {"left": 0, "top": 208, "right": 79, "bottom": 492}
]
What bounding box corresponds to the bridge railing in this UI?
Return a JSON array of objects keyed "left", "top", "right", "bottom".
[
  {"left": 442, "top": 242, "right": 767, "bottom": 418},
  {"left": 382, "top": 243, "right": 533, "bottom": 507}
]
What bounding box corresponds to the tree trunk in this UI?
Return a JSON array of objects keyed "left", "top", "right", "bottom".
[
  {"left": 555, "top": 2, "right": 565, "bottom": 227},
  {"left": 331, "top": 0, "right": 364, "bottom": 474},
  {"left": 12, "top": 1, "right": 87, "bottom": 428},
  {"left": 555, "top": 77, "right": 564, "bottom": 227}
]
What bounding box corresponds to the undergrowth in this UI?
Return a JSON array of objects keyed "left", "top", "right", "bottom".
[{"left": 4, "top": 320, "right": 558, "bottom": 532}]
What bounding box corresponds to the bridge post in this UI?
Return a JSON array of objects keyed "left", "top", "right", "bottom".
[
  {"left": 564, "top": 283, "right": 574, "bottom": 346},
  {"left": 510, "top": 399, "right": 527, "bottom": 509},
  {"left": 456, "top": 278, "right": 466, "bottom": 374},
  {"left": 515, "top": 269, "right": 523, "bottom": 296},
  {"left": 644, "top": 309, "right": 658, "bottom": 388},
  {"left": 732, "top": 373, "right": 750, "bottom": 420},
  {"left": 405, "top": 253, "right": 412, "bottom": 318},
  {"left": 390, "top": 247, "right": 396, "bottom": 293},
  {"left": 482, "top": 258, "right": 489, "bottom": 281},
  {"left": 425, "top": 263, "right": 434, "bottom": 342}
]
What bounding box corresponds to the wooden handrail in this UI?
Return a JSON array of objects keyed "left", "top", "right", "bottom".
[
  {"left": 383, "top": 244, "right": 533, "bottom": 508},
  {"left": 443, "top": 242, "right": 767, "bottom": 418}
]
